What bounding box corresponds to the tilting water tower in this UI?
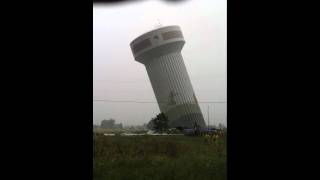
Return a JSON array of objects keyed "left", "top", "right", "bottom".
[{"left": 130, "top": 25, "right": 205, "bottom": 129}]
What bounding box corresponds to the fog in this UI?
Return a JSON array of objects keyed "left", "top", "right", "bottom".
[{"left": 93, "top": 0, "right": 226, "bottom": 126}]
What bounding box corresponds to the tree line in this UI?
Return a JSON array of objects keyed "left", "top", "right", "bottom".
[{"left": 95, "top": 119, "right": 123, "bottom": 129}]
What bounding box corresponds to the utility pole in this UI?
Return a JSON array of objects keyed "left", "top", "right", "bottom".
[{"left": 207, "top": 105, "right": 209, "bottom": 130}]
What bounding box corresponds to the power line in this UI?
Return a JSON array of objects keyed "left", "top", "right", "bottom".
[{"left": 93, "top": 99, "right": 226, "bottom": 104}]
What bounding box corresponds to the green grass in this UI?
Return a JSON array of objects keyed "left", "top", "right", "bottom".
[{"left": 93, "top": 134, "right": 226, "bottom": 180}]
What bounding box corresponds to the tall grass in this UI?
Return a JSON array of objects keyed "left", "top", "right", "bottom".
[{"left": 93, "top": 135, "right": 226, "bottom": 180}]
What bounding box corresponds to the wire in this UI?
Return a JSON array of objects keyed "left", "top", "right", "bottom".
[{"left": 93, "top": 99, "right": 226, "bottom": 104}]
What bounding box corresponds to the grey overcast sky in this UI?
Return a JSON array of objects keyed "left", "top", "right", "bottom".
[{"left": 93, "top": 0, "right": 226, "bottom": 126}]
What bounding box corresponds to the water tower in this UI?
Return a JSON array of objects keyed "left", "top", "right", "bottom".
[{"left": 130, "top": 25, "right": 205, "bottom": 129}]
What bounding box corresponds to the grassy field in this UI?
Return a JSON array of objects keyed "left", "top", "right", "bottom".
[{"left": 93, "top": 134, "right": 226, "bottom": 180}]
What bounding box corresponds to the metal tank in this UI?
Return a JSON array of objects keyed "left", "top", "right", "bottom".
[{"left": 130, "top": 25, "right": 206, "bottom": 129}]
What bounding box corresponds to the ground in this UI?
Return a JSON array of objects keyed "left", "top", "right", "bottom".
[{"left": 93, "top": 133, "right": 227, "bottom": 180}]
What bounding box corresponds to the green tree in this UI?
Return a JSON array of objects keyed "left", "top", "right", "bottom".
[
  {"left": 147, "top": 118, "right": 155, "bottom": 130},
  {"left": 152, "top": 113, "right": 169, "bottom": 133},
  {"left": 100, "top": 119, "right": 115, "bottom": 129}
]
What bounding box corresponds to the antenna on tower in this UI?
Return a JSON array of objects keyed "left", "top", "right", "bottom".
[
  {"left": 157, "top": 19, "right": 162, "bottom": 26},
  {"left": 154, "top": 19, "right": 162, "bottom": 29}
]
